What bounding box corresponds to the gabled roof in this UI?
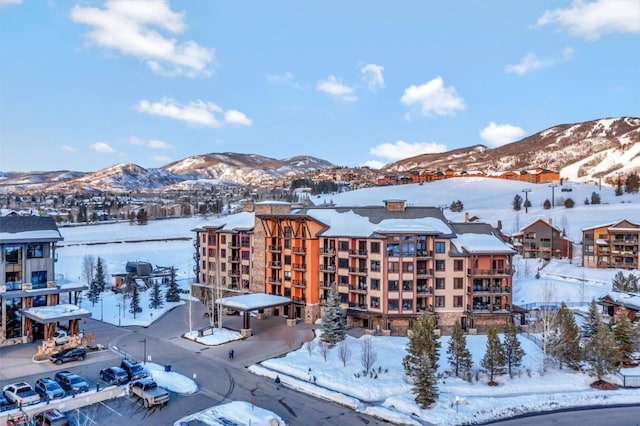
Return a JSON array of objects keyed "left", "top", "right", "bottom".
[
  {"left": 0, "top": 215, "right": 63, "bottom": 243},
  {"left": 512, "top": 218, "right": 564, "bottom": 236},
  {"left": 598, "top": 291, "right": 640, "bottom": 312}
]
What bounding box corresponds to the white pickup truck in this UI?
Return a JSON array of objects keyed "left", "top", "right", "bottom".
[
  {"left": 52, "top": 329, "right": 83, "bottom": 345},
  {"left": 128, "top": 378, "right": 169, "bottom": 408},
  {"left": 3, "top": 382, "right": 41, "bottom": 406}
]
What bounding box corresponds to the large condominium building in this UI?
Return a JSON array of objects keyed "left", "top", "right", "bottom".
[
  {"left": 193, "top": 200, "right": 517, "bottom": 335},
  {"left": 0, "top": 215, "right": 88, "bottom": 347},
  {"left": 582, "top": 220, "right": 640, "bottom": 270}
]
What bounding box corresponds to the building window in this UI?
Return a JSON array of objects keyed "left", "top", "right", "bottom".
[
  {"left": 402, "top": 280, "right": 413, "bottom": 291},
  {"left": 370, "top": 279, "right": 380, "bottom": 290},
  {"left": 27, "top": 243, "right": 44, "bottom": 259},
  {"left": 453, "top": 295, "right": 463, "bottom": 307},
  {"left": 454, "top": 277, "right": 464, "bottom": 289},
  {"left": 220, "top": 249, "right": 226, "bottom": 258},
  {"left": 338, "top": 258, "right": 349, "bottom": 268},
  {"left": 402, "top": 299, "right": 413, "bottom": 311},
  {"left": 388, "top": 261, "right": 399, "bottom": 272},
  {"left": 339, "top": 275, "right": 349, "bottom": 285},
  {"left": 435, "top": 259, "right": 446, "bottom": 271},
  {"left": 370, "top": 260, "right": 381, "bottom": 271},
  {"left": 220, "top": 263, "right": 226, "bottom": 272},
  {"left": 33, "top": 295, "right": 47, "bottom": 307},
  {"left": 339, "top": 241, "right": 349, "bottom": 251},
  {"left": 386, "top": 243, "right": 400, "bottom": 257},
  {"left": 435, "top": 278, "right": 445, "bottom": 289},
  {"left": 284, "top": 255, "right": 291, "bottom": 265},
  {"left": 284, "top": 271, "right": 291, "bottom": 281},
  {"left": 340, "top": 293, "right": 348, "bottom": 304},
  {"left": 5, "top": 272, "right": 21, "bottom": 291},
  {"left": 221, "top": 235, "right": 226, "bottom": 244},
  {"left": 4, "top": 246, "right": 21, "bottom": 264},
  {"left": 435, "top": 241, "right": 445, "bottom": 253},
  {"left": 370, "top": 297, "right": 380, "bottom": 308},
  {"left": 242, "top": 251, "right": 250, "bottom": 260},
  {"left": 388, "top": 299, "right": 398, "bottom": 311},
  {"left": 370, "top": 242, "right": 380, "bottom": 254},
  {"left": 6, "top": 297, "right": 22, "bottom": 339},
  {"left": 388, "top": 280, "right": 399, "bottom": 291},
  {"left": 31, "top": 271, "right": 47, "bottom": 289},
  {"left": 401, "top": 242, "right": 415, "bottom": 256},
  {"left": 435, "top": 296, "right": 445, "bottom": 307},
  {"left": 454, "top": 259, "right": 463, "bottom": 271},
  {"left": 402, "top": 262, "right": 414, "bottom": 273}
]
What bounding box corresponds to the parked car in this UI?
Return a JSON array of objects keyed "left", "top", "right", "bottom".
[
  {"left": 54, "top": 371, "right": 89, "bottom": 394},
  {"left": 120, "top": 358, "right": 148, "bottom": 381},
  {"left": 34, "top": 378, "right": 65, "bottom": 401},
  {"left": 100, "top": 367, "right": 129, "bottom": 385},
  {"left": 50, "top": 347, "right": 86, "bottom": 365},
  {"left": 52, "top": 329, "right": 69, "bottom": 346},
  {"left": 0, "top": 392, "right": 9, "bottom": 409},
  {"left": 33, "top": 408, "right": 70, "bottom": 426},
  {"left": 128, "top": 377, "right": 170, "bottom": 408},
  {"left": 2, "top": 382, "right": 40, "bottom": 406}
]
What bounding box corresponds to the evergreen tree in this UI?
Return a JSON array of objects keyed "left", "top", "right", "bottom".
[
  {"left": 615, "top": 174, "right": 623, "bottom": 196},
  {"left": 320, "top": 289, "right": 346, "bottom": 345},
  {"left": 523, "top": 198, "right": 532, "bottom": 210},
  {"left": 165, "top": 267, "right": 180, "bottom": 303},
  {"left": 564, "top": 198, "right": 575, "bottom": 208},
  {"left": 590, "top": 192, "right": 601, "bottom": 204},
  {"left": 149, "top": 281, "right": 163, "bottom": 309},
  {"left": 582, "top": 299, "right": 601, "bottom": 338},
  {"left": 549, "top": 302, "right": 582, "bottom": 370},
  {"left": 502, "top": 321, "right": 525, "bottom": 378},
  {"left": 625, "top": 172, "right": 639, "bottom": 193},
  {"left": 449, "top": 200, "right": 464, "bottom": 212},
  {"left": 628, "top": 273, "right": 639, "bottom": 293},
  {"left": 512, "top": 194, "right": 523, "bottom": 211},
  {"left": 412, "top": 354, "right": 439, "bottom": 408},
  {"left": 86, "top": 279, "right": 100, "bottom": 307},
  {"left": 94, "top": 256, "right": 107, "bottom": 293},
  {"left": 129, "top": 282, "right": 142, "bottom": 319},
  {"left": 584, "top": 322, "right": 621, "bottom": 381},
  {"left": 447, "top": 320, "right": 472, "bottom": 378},
  {"left": 480, "top": 326, "right": 505, "bottom": 384},
  {"left": 543, "top": 199, "right": 551, "bottom": 209},
  {"left": 403, "top": 311, "right": 441, "bottom": 379},
  {"left": 612, "top": 307, "right": 638, "bottom": 367}
]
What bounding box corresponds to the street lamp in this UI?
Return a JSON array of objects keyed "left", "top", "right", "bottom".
[
  {"left": 140, "top": 338, "right": 147, "bottom": 364},
  {"left": 100, "top": 297, "right": 104, "bottom": 321},
  {"left": 522, "top": 189, "right": 531, "bottom": 213},
  {"left": 548, "top": 184, "right": 558, "bottom": 208},
  {"left": 116, "top": 303, "right": 121, "bottom": 327}
]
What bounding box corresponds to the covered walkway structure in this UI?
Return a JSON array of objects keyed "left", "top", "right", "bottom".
[{"left": 216, "top": 294, "right": 292, "bottom": 337}]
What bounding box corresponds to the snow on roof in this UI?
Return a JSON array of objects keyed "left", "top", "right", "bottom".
[
  {"left": 305, "top": 209, "right": 451, "bottom": 237},
  {"left": 0, "top": 230, "right": 63, "bottom": 242},
  {"left": 216, "top": 293, "right": 291, "bottom": 310},
  {"left": 601, "top": 291, "right": 640, "bottom": 311},
  {"left": 201, "top": 211, "right": 255, "bottom": 232},
  {"left": 452, "top": 233, "right": 515, "bottom": 254},
  {"left": 21, "top": 303, "right": 92, "bottom": 322}
]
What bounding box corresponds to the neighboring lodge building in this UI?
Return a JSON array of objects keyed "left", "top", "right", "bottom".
[
  {"left": 377, "top": 167, "right": 560, "bottom": 186},
  {"left": 0, "top": 215, "right": 88, "bottom": 347},
  {"left": 193, "top": 200, "right": 518, "bottom": 335},
  {"left": 582, "top": 220, "right": 640, "bottom": 270}
]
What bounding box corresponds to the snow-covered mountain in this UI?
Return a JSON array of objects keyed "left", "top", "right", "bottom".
[{"left": 385, "top": 117, "right": 640, "bottom": 184}]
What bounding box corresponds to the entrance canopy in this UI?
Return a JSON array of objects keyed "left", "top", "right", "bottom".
[
  {"left": 215, "top": 293, "right": 291, "bottom": 311},
  {"left": 21, "top": 304, "right": 92, "bottom": 323}
]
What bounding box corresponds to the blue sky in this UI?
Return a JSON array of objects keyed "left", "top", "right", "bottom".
[{"left": 1, "top": 0, "right": 638, "bottom": 173}]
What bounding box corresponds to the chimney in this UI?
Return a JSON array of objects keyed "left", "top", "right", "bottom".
[
  {"left": 548, "top": 218, "right": 553, "bottom": 226},
  {"left": 383, "top": 199, "right": 406, "bottom": 212},
  {"left": 464, "top": 212, "right": 469, "bottom": 223},
  {"left": 497, "top": 220, "right": 502, "bottom": 230}
]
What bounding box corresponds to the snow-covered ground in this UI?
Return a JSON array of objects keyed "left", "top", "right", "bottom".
[{"left": 50, "top": 178, "right": 640, "bottom": 425}]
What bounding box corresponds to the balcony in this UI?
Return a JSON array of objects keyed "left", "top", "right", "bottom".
[
  {"left": 228, "top": 241, "right": 240, "bottom": 249},
  {"left": 472, "top": 304, "right": 511, "bottom": 312},
  {"left": 292, "top": 263, "right": 306, "bottom": 271},
  {"left": 348, "top": 266, "right": 368, "bottom": 275},
  {"left": 319, "top": 281, "right": 334, "bottom": 289},
  {"left": 349, "top": 284, "right": 368, "bottom": 293},
  {"left": 269, "top": 261, "right": 282, "bottom": 269},
  {"left": 292, "top": 246, "right": 306, "bottom": 254},
  {"left": 269, "top": 245, "right": 282, "bottom": 253},
  {"left": 320, "top": 264, "right": 336, "bottom": 272},
  {"left": 467, "top": 268, "right": 513, "bottom": 276},
  {"left": 349, "top": 249, "right": 368, "bottom": 258},
  {"left": 229, "top": 270, "right": 240, "bottom": 278},
  {"left": 230, "top": 256, "right": 240, "bottom": 263},
  {"left": 416, "top": 250, "right": 433, "bottom": 258},
  {"left": 348, "top": 302, "right": 368, "bottom": 310},
  {"left": 292, "top": 280, "right": 306, "bottom": 288},
  {"left": 416, "top": 268, "right": 434, "bottom": 277},
  {"left": 338, "top": 281, "right": 349, "bottom": 288},
  {"left": 320, "top": 248, "right": 336, "bottom": 256},
  {"left": 268, "top": 278, "right": 281, "bottom": 285},
  {"left": 416, "top": 286, "right": 433, "bottom": 294}
]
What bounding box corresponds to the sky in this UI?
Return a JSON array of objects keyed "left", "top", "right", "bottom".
[
  {"left": 41, "top": 177, "right": 640, "bottom": 425},
  {"left": 1, "top": 0, "right": 639, "bottom": 172}
]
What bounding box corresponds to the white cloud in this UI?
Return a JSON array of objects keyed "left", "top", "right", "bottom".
[
  {"left": 361, "top": 64, "right": 384, "bottom": 92},
  {"left": 71, "top": 0, "right": 214, "bottom": 77},
  {"left": 361, "top": 160, "right": 385, "bottom": 170},
  {"left": 369, "top": 140, "right": 448, "bottom": 161},
  {"left": 224, "top": 110, "right": 253, "bottom": 126},
  {"left": 400, "top": 77, "right": 465, "bottom": 117},
  {"left": 60, "top": 145, "right": 76, "bottom": 152},
  {"left": 91, "top": 141, "right": 115, "bottom": 153},
  {"left": 267, "top": 72, "right": 300, "bottom": 88},
  {"left": 506, "top": 47, "right": 574, "bottom": 75},
  {"left": 537, "top": 0, "right": 640, "bottom": 40},
  {"left": 0, "top": 0, "right": 22, "bottom": 8},
  {"left": 317, "top": 76, "right": 357, "bottom": 102},
  {"left": 479, "top": 122, "right": 527, "bottom": 147},
  {"left": 150, "top": 155, "right": 171, "bottom": 162},
  {"left": 148, "top": 139, "right": 172, "bottom": 149}
]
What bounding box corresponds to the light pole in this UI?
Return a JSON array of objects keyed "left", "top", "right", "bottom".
[
  {"left": 140, "top": 338, "right": 147, "bottom": 364},
  {"left": 116, "top": 303, "right": 121, "bottom": 327},
  {"left": 100, "top": 297, "right": 104, "bottom": 321},
  {"left": 548, "top": 184, "right": 558, "bottom": 208},
  {"left": 522, "top": 189, "right": 531, "bottom": 213},
  {"left": 455, "top": 395, "right": 460, "bottom": 414}
]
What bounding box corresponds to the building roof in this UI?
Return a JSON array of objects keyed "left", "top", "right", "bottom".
[
  {"left": 449, "top": 223, "right": 517, "bottom": 254},
  {"left": 598, "top": 291, "right": 640, "bottom": 312},
  {"left": 21, "top": 304, "right": 92, "bottom": 323},
  {"left": 0, "top": 215, "right": 63, "bottom": 243},
  {"left": 216, "top": 293, "right": 291, "bottom": 311}
]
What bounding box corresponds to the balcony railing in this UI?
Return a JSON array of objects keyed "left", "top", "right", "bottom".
[
  {"left": 230, "top": 256, "right": 240, "bottom": 263},
  {"left": 349, "top": 285, "right": 368, "bottom": 293},
  {"left": 348, "top": 267, "right": 368, "bottom": 275},
  {"left": 269, "top": 261, "right": 282, "bottom": 268},
  {"left": 416, "top": 250, "right": 433, "bottom": 258},
  {"left": 292, "top": 280, "right": 306, "bottom": 288},
  {"left": 268, "top": 278, "right": 281, "bottom": 285},
  {"left": 228, "top": 241, "right": 240, "bottom": 248},
  {"left": 319, "top": 281, "right": 334, "bottom": 289},
  {"left": 416, "top": 268, "right": 434, "bottom": 276},
  {"left": 269, "top": 245, "right": 282, "bottom": 253},
  {"left": 292, "top": 263, "right": 306, "bottom": 271},
  {"left": 292, "top": 246, "right": 306, "bottom": 254},
  {"left": 349, "top": 249, "right": 368, "bottom": 257},
  {"left": 348, "top": 302, "right": 368, "bottom": 310},
  {"left": 320, "top": 248, "right": 336, "bottom": 256},
  {"left": 467, "top": 268, "right": 513, "bottom": 276},
  {"left": 472, "top": 304, "right": 511, "bottom": 312},
  {"left": 320, "top": 265, "right": 336, "bottom": 272}
]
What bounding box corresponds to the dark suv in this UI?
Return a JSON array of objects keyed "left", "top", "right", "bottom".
[
  {"left": 49, "top": 347, "right": 86, "bottom": 365},
  {"left": 120, "top": 358, "right": 148, "bottom": 381},
  {"left": 54, "top": 371, "right": 89, "bottom": 394},
  {"left": 100, "top": 367, "right": 129, "bottom": 385}
]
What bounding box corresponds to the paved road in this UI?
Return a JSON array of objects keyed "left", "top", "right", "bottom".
[
  {"left": 484, "top": 405, "right": 640, "bottom": 426},
  {"left": 1, "top": 302, "right": 390, "bottom": 426}
]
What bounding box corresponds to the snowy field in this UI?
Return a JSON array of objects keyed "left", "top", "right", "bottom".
[{"left": 49, "top": 178, "right": 640, "bottom": 425}]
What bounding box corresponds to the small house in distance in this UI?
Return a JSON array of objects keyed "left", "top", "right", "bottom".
[
  {"left": 511, "top": 219, "right": 573, "bottom": 260},
  {"left": 598, "top": 291, "right": 640, "bottom": 323},
  {"left": 111, "top": 261, "right": 174, "bottom": 291}
]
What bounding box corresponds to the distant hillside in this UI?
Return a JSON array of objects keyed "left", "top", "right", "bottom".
[{"left": 384, "top": 117, "right": 640, "bottom": 183}]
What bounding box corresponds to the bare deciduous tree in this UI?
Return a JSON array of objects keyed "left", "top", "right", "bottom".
[
  {"left": 81, "top": 255, "right": 95, "bottom": 287},
  {"left": 338, "top": 340, "right": 352, "bottom": 367},
  {"left": 360, "top": 335, "right": 377, "bottom": 374},
  {"left": 282, "top": 326, "right": 296, "bottom": 350},
  {"left": 318, "top": 341, "right": 330, "bottom": 362},
  {"left": 306, "top": 339, "right": 316, "bottom": 357},
  {"left": 539, "top": 282, "right": 558, "bottom": 375}
]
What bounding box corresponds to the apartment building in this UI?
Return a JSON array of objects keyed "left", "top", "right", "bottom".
[
  {"left": 511, "top": 219, "right": 573, "bottom": 260},
  {"left": 582, "top": 220, "right": 640, "bottom": 270},
  {"left": 193, "top": 200, "right": 517, "bottom": 335},
  {"left": 0, "top": 215, "right": 88, "bottom": 347}
]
